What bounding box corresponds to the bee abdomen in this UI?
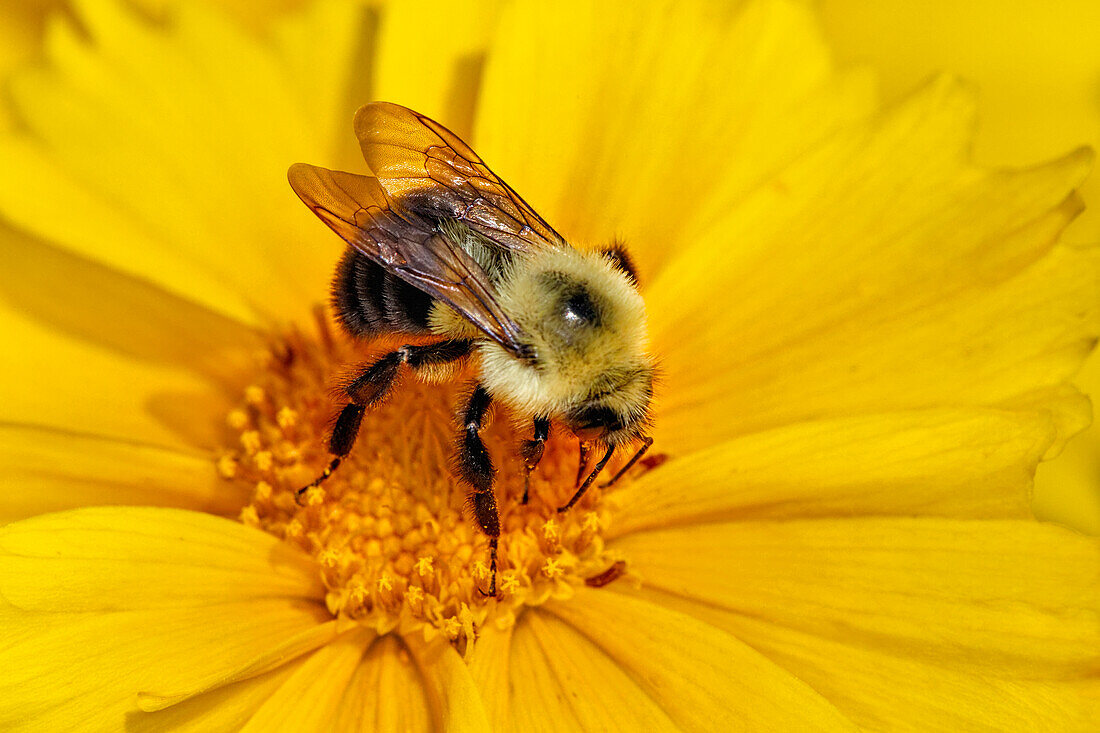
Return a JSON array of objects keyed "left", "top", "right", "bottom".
[{"left": 332, "top": 248, "right": 435, "bottom": 337}]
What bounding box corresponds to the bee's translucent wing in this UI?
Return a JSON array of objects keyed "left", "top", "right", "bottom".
[
  {"left": 354, "top": 102, "right": 564, "bottom": 252},
  {"left": 288, "top": 163, "right": 531, "bottom": 357}
]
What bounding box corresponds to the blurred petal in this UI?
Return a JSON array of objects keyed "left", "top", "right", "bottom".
[
  {"left": 0, "top": 303, "right": 223, "bottom": 449},
  {"left": 0, "top": 507, "right": 333, "bottom": 731},
  {"left": 0, "top": 2, "right": 54, "bottom": 131},
  {"left": 374, "top": 0, "right": 503, "bottom": 143},
  {"left": 476, "top": 0, "right": 874, "bottom": 273},
  {"left": 270, "top": 0, "right": 373, "bottom": 167},
  {"left": 0, "top": 424, "right": 246, "bottom": 524},
  {"left": 545, "top": 587, "right": 856, "bottom": 731},
  {"left": 131, "top": 0, "right": 310, "bottom": 34},
  {"left": 0, "top": 0, "right": 364, "bottom": 324},
  {"left": 609, "top": 408, "right": 1050, "bottom": 537},
  {"left": 0, "top": 227, "right": 257, "bottom": 383}
]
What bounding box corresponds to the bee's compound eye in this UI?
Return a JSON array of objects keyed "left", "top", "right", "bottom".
[{"left": 561, "top": 287, "right": 600, "bottom": 327}]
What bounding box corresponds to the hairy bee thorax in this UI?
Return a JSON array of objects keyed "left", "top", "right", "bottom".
[{"left": 474, "top": 246, "right": 654, "bottom": 438}]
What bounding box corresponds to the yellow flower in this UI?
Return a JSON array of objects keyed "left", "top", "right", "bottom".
[
  {"left": 1, "top": 0, "right": 1099, "bottom": 730},
  {"left": 818, "top": 0, "right": 1100, "bottom": 533}
]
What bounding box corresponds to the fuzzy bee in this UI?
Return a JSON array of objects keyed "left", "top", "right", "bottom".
[{"left": 288, "top": 103, "right": 655, "bottom": 595}]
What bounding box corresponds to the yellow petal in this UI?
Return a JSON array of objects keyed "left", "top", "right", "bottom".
[
  {"left": 819, "top": 0, "right": 1100, "bottom": 245},
  {"left": 405, "top": 633, "right": 491, "bottom": 733},
  {"left": 0, "top": 507, "right": 333, "bottom": 730},
  {"left": 0, "top": 424, "right": 247, "bottom": 524},
  {"left": 334, "top": 635, "right": 434, "bottom": 733},
  {"left": 374, "top": 0, "right": 503, "bottom": 144},
  {"left": 138, "top": 619, "right": 343, "bottom": 712},
  {"left": 130, "top": 0, "right": 310, "bottom": 34},
  {"left": 269, "top": 0, "right": 369, "bottom": 168},
  {"left": 609, "top": 408, "right": 1050, "bottom": 538},
  {"left": 545, "top": 587, "right": 856, "bottom": 731},
  {"left": 648, "top": 79, "right": 1096, "bottom": 453},
  {"left": 1033, "top": 356, "right": 1100, "bottom": 535},
  {"left": 467, "top": 619, "right": 514, "bottom": 732},
  {"left": 1033, "top": 333, "right": 1100, "bottom": 535},
  {"left": 238, "top": 628, "right": 374, "bottom": 733},
  {"left": 612, "top": 519, "right": 1100, "bottom": 678},
  {"left": 503, "top": 609, "right": 678, "bottom": 732},
  {"left": 0, "top": 507, "right": 322, "bottom": 610},
  {"left": 0, "top": 135, "right": 258, "bottom": 326},
  {"left": 822, "top": 0, "right": 1100, "bottom": 536},
  {"left": 475, "top": 0, "right": 874, "bottom": 273},
  {"left": 0, "top": 2, "right": 49, "bottom": 130},
  {"left": 126, "top": 658, "right": 301, "bottom": 733},
  {"left": 640, "top": 586, "right": 1100, "bottom": 732},
  {"left": 0, "top": 599, "right": 333, "bottom": 731},
  {"left": 0, "top": 0, "right": 353, "bottom": 324},
  {"left": 0, "top": 227, "right": 258, "bottom": 383},
  {"left": 0, "top": 301, "right": 222, "bottom": 449}
]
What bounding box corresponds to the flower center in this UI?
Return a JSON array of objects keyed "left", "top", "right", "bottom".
[{"left": 219, "top": 316, "right": 627, "bottom": 643}]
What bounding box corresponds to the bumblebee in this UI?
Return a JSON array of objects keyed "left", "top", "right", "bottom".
[{"left": 289, "top": 103, "right": 655, "bottom": 595}]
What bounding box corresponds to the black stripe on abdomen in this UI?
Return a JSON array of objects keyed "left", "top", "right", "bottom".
[{"left": 332, "top": 248, "right": 435, "bottom": 337}]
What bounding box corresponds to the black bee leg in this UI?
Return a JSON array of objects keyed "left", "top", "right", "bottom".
[
  {"left": 575, "top": 440, "right": 592, "bottom": 487},
  {"left": 456, "top": 385, "right": 501, "bottom": 597},
  {"left": 557, "top": 444, "right": 615, "bottom": 514},
  {"left": 521, "top": 417, "right": 551, "bottom": 504},
  {"left": 297, "top": 340, "right": 471, "bottom": 499},
  {"left": 600, "top": 436, "right": 654, "bottom": 488}
]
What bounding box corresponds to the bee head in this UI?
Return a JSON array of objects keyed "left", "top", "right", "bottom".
[
  {"left": 479, "top": 246, "right": 654, "bottom": 438},
  {"left": 561, "top": 365, "right": 655, "bottom": 445}
]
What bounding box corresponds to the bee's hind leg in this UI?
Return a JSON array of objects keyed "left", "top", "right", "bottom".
[
  {"left": 296, "top": 339, "right": 472, "bottom": 500},
  {"left": 520, "top": 417, "right": 551, "bottom": 504},
  {"left": 456, "top": 384, "right": 502, "bottom": 597}
]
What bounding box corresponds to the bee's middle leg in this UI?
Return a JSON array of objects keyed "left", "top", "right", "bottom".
[
  {"left": 457, "top": 384, "right": 502, "bottom": 596},
  {"left": 297, "top": 339, "right": 472, "bottom": 498}
]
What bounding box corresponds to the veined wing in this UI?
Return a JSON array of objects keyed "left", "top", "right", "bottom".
[
  {"left": 354, "top": 102, "right": 564, "bottom": 252},
  {"left": 288, "top": 163, "right": 531, "bottom": 358}
]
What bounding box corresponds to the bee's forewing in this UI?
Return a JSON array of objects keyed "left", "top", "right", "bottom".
[{"left": 355, "top": 102, "right": 564, "bottom": 252}]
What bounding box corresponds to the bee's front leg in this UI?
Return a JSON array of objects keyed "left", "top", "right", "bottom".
[
  {"left": 558, "top": 444, "right": 615, "bottom": 513},
  {"left": 456, "top": 384, "right": 501, "bottom": 597},
  {"left": 600, "top": 436, "right": 654, "bottom": 488},
  {"left": 521, "top": 417, "right": 551, "bottom": 505}
]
